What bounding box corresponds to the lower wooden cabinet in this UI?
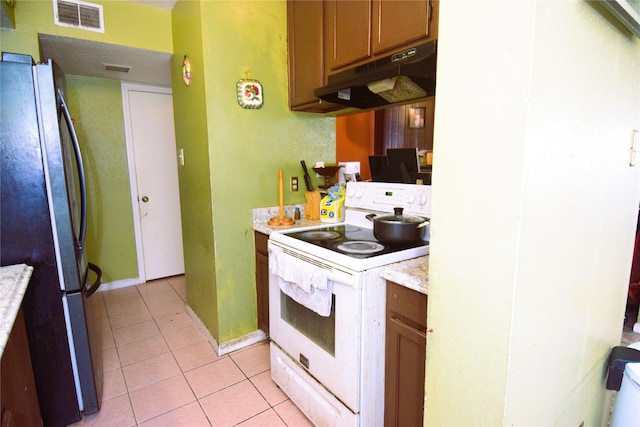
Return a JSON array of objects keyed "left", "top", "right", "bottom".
[
  {"left": 1, "top": 306, "right": 42, "bottom": 427},
  {"left": 255, "top": 231, "right": 269, "bottom": 335},
  {"left": 384, "top": 281, "right": 427, "bottom": 427}
]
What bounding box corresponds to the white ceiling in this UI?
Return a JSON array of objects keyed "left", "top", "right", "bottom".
[
  {"left": 39, "top": 34, "right": 173, "bottom": 87},
  {"left": 37, "top": 0, "right": 177, "bottom": 86}
]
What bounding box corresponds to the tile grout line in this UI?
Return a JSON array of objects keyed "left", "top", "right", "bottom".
[
  {"left": 90, "top": 279, "right": 302, "bottom": 427},
  {"left": 136, "top": 280, "right": 201, "bottom": 426}
]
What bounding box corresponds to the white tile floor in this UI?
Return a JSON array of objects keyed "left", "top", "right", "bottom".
[
  {"left": 70, "top": 276, "right": 313, "bottom": 427},
  {"left": 70, "top": 274, "right": 640, "bottom": 427}
]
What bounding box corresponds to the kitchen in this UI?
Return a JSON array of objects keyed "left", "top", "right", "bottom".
[{"left": 1, "top": 0, "right": 639, "bottom": 426}]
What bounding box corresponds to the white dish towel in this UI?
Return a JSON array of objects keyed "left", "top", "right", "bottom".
[{"left": 269, "top": 245, "right": 334, "bottom": 317}]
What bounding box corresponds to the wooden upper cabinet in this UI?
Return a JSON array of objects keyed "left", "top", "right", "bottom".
[
  {"left": 372, "top": 0, "right": 431, "bottom": 55},
  {"left": 287, "top": 0, "right": 340, "bottom": 112},
  {"left": 286, "top": 0, "right": 438, "bottom": 113},
  {"left": 325, "top": 0, "right": 438, "bottom": 74},
  {"left": 324, "top": 0, "right": 372, "bottom": 71}
]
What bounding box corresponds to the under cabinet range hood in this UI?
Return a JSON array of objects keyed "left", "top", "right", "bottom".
[{"left": 314, "top": 40, "right": 437, "bottom": 109}]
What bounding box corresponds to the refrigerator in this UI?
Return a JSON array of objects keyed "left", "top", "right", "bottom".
[{"left": 1, "top": 53, "right": 103, "bottom": 426}]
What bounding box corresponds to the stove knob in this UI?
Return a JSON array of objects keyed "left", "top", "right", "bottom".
[
  {"left": 407, "top": 193, "right": 416, "bottom": 204},
  {"left": 420, "top": 192, "right": 428, "bottom": 205}
]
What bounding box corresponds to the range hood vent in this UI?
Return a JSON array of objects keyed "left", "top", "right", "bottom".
[
  {"left": 314, "top": 40, "right": 437, "bottom": 109},
  {"left": 54, "top": 0, "right": 104, "bottom": 33}
]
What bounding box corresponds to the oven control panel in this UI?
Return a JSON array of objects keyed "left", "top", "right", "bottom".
[{"left": 345, "top": 182, "right": 431, "bottom": 217}]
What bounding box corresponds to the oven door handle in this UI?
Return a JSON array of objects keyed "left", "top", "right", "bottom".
[
  {"left": 326, "top": 270, "right": 357, "bottom": 287},
  {"left": 269, "top": 243, "right": 358, "bottom": 288}
]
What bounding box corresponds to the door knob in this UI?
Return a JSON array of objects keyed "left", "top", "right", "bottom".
[{"left": 141, "top": 196, "right": 149, "bottom": 203}]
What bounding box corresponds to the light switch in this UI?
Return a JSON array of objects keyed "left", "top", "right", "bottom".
[
  {"left": 629, "top": 129, "right": 640, "bottom": 167},
  {"left": 178, "top": 148, "right": 185, "bottom": 166},
  {"left": 630, "top": 130, "right": 639, "bottom": 167}
]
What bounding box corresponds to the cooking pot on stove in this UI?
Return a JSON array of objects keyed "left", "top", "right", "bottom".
[{"left": 366, "top": 207, "right": 430, "bottom": 244}]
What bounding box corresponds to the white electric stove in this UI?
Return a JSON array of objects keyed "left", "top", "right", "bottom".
[
  {"left": 268, "top": 181, "right": 431, "bottom": 427},
  {"left": 269, "top": 181, "right": 431, "bottom": 271}
]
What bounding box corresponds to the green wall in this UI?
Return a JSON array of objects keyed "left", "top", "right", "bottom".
[
  {"left": 65, "top": 75, "right": 138, "bottom": 283},
  {"left": 172, "top": 0, "right": 335, "bottom": 344},
  {"left": 171, "top": 0, "right": 219, "bottom": 339},
  {"left": 0, "top": 0, "right": 172, "bottom": 58}
]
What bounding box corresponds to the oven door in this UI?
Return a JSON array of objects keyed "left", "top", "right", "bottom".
[{"left": 268, "top": 243, "right": 362, "bottom": 413}]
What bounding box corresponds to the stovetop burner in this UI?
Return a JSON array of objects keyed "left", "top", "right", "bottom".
[
  {"left": 334, "top": 241, "right": 385, "bottom": 255},
  {"left": 296, "top": 230, "right": 341, "bottom": 241},
  {"left": 283, "top": 224, "right": 427, "bottom": 259}
]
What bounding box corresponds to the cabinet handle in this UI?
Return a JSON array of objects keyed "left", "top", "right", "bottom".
[{"left": 390, "top": 316, "right": 427, "bottom": 338}]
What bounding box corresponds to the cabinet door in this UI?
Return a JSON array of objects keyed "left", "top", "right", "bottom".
[
  {"left": 384, "top": 316, "right": 426, "bottom": 427},
  {"left": 1, "top": 307, "right": 42, "bottom": 427},
  {"left": 255, "top": 232, "right": 269, "bottom": 334},
  {"left": 372, "top": 0, "right": 431, "bottom": 55},
  {"left": 287, "top": 0, "right": 341, "bottom": 112},
  {"left": 324, "top": 0, "right": 371, "bottom": 71},
  {"left": 385, "top": 281, "right": 427, "bottom": 427}
]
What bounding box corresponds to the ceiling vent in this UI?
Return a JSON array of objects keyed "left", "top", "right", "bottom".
[
  {"left": 104, "top": 63, "right": 132, "bottom": 73},
  {"left": 53, "top": 0, "right": 104, "bottom": 32}
]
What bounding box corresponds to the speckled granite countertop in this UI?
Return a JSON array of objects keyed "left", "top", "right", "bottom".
[
  {"left": 252, "top": 204, "right": 324, "bottom": 235},
  {"left": 381, "top": 256, "right": 429, "bottom": 295},
  {"left": 253, "top": 219, "right": 324, "bottom": 235},
  {"left": 0, "top": 264, "right": 33, "bottom": 357}
]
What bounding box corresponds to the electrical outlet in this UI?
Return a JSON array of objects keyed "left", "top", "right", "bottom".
[{"left": 290, "top": 176, "right": 299, "bottom": 192}]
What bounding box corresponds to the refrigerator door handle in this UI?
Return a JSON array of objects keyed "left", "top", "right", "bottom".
[
  {"left": 85, "top": 263, "right": 102, "bottom": 297},
  {"left": 58, "top": 89, "right": 87, "bottom": 255}
]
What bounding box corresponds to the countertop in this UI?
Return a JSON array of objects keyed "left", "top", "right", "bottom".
[
  {"left": 0, "top": 263, "right": 33, "bottom": 358},
  {"left": 380, "top": 255, "right": 429, "bottom": 295},
  {"left": 253, "top": 219, "right": 429, "bottom": 295},
  {"left": 253, "top": 219, "right": 324, "bottom": 236}
]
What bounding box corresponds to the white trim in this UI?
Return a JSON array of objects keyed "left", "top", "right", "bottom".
[
  {"left": 120, "top": 82, "right": 173, "bottom": 285},
  {"left": 218, "top": 330, "right": 268, "bottom": 356},
  {"left": 97, "top": 277, "right": 141, "bottom": 292},
  {"left": 634, "top": 322, "right": 640, "bottom": 333},
  {"left": 184, "top": 305, "right": 267, "bottom": 356}
]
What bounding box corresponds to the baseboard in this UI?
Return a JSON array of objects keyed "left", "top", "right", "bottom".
[
  {"left": 184, "top": 305, "right": 267, "bottom": 356},
  {"left": 98, "top": 277, "right": 142, "bottom": 292},
  {"left": 218, "top": 330, "right": 268, "bottom": 356}
]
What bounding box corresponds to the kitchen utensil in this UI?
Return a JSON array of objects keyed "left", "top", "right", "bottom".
[
  {"left": 365, "top": 207, "right": 429, "bottom": 244},
  {"left": 268, "top": 170, "right": 295, "bottom": 227},
  {"left": 301, "top": 160, "right": 314, "bottom": 192}
]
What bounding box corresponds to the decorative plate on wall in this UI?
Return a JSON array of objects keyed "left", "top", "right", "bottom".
[{"left": 237, "top": 79, "right": 263, "bottom": 109}]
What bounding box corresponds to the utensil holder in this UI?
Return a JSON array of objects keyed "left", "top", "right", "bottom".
[{"left": 305, "top": 191, "right": 321, "bottom": 220}]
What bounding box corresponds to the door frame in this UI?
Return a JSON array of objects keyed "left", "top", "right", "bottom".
[{"left": 121, "top": 82, "right": 176, "bottom": 284}]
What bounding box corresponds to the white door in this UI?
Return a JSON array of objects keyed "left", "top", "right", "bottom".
[{"left": 122, "top": 84, "right": 184, "bottom": 281}]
